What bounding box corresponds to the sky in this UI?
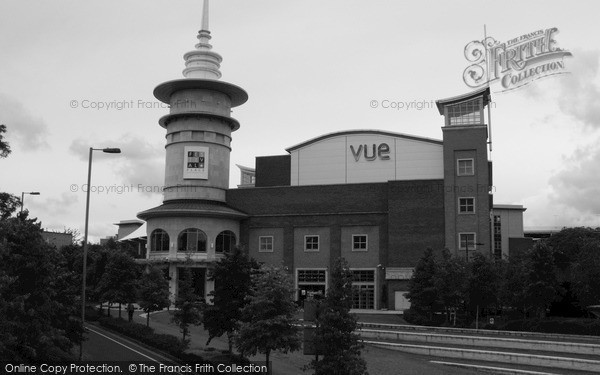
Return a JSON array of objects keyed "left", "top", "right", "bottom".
[{"left": 1, "top": 0, "right": 599, "bottom": 242}]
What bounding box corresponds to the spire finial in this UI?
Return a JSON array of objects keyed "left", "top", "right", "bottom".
[
  {"left": 182, "top": 0, "right": 222, "bottom": 79},
  {"left": 201, "top": 0, "right": 209, "bottom": 32}
]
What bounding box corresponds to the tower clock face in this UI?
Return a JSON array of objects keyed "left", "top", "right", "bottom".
[{"left": 183, "top": 146, "right": 209, "bottom": 179}]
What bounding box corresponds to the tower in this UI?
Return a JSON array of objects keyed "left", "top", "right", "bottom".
[
  {"left": 138, "top": 0, "right": 248, "bottom": 299},
  {"left": 436, "top": 87, "right": 492, "bottom": 260}
]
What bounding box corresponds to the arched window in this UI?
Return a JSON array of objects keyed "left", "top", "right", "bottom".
[
  {"left": 150, "top": 229, "right": 169, "bottom": 252},
  {"left": 178, "top": 228, "right": 207, "bottom": 252},
  {"left": 215, "top": 230, "right": 236, "bottom": 253}
]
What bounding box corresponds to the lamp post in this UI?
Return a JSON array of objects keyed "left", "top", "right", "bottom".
[
  {"left": 20, "top": 191, "right": 40, "bottom": 215},
  {"left": 464, "top": 238, "right": 485, "bottom": 262},
  {"left": 79, "top": 147, "right": 121, "bottom": 361}
]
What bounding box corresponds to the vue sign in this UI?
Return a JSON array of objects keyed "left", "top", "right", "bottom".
[{"left": 350, "top": 143, "right": 391, "bottom": 162}]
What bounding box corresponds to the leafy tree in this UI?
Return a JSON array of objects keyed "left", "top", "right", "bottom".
[
  {"left": 0, "top": 124, "right": 10, "bottom": 158},
  {"left": 546, "top": 227, "right": 600, "bottom": 273},
  {"left": 406, "top": 248, "right": 440, "bottom": 319},
  {"left": 236, "top": 264, "right": 300, "bottom": 374},
  {"left": 523, "top": 242, "right": 561, "bottom": 318},
  {"left": 434, "top": 248, "right": 468, "bottom": 321},
  {"left": 570, "top": 239, "right": 600, "bottom": 309},
  {"left": 172, "top": 266, "right": 203, "bottom": 344},
  {"left": 498, "top": 251, "right": 529, "bottom": 318},
  {"left": 96, "top": 251, "right": 141, "bottom": 319},
  {"left": 311, "top": 258, "right": 368, "bottom": 375},
  {"left": 138, "top": 266, "right": 171, "bottom": 327},
  {"left": 0, "top": 212, "right": 81, "bottom": 361},
  {"left": 466, "top": 253, "right": 499, "bottom": 323},
  {"left": 0, "top": 192, "right": 20, "bottom": 220},
  {"left": 204, "top": 246, "right": 259, "bottom": 352}
]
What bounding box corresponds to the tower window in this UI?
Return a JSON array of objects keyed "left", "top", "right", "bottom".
[
  {"left": 178, "top": 228, "right": 207, "bottom": 252},
  {"left": 459, "top": 198, "right": 475, "bottom": 213},
  {"left": 150, "top": 229, "right": 170, "bottom": 252},
  {"left": 259, "top": 236, "right": 274, "bottom": 252},
  {"left": 447, "top": 98, "right": 483, "bottom": 126},
  {"left": 457, "top": 159, "right": 474, "bottom": 176},
  {"left": 216, "top": 230, "right": 236, "bottom": 253},
  {"left": 458, "top": 233, "right": 477, "bottom": 251},
  {"left": 352, "top": 235, "right": 368, "bottom": 251},
  {"left": 304, "top": 235, "right": 319, "bottom": 252}
]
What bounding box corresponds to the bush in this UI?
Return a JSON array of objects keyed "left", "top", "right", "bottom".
[
  {"left": 98, "top": 316, "right": 186, "bottom": 355},
  {"left": 85, "top": 306, "right": 101, "bottom": 322},
  {"left": 498, "top": 318, "right": 600, "bottom": 336}
]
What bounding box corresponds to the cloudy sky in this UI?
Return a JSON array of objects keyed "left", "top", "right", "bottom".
[{"left": 1, "top": 0, "right": 599, "bottom": 241}]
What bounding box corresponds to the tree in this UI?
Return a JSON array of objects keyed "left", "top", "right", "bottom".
[
  {"left": 523, "top": 242, "right": 561, "bottom": 318},
  {"left": 406, "top": 248, "right": 440, "bottom": 319},
  {"left": 172, "top": 266, "right": 203, "bottom": 344},
  {"left": 138, "top": 266, "right": 171, "bottom": 327},
  {"left": 467, "top": 253, "right": 500, "bottom": 326},
  {"left": 0, "top": 192, "right": 20, "bottom": 220},
  {"left": 203, "top": 246, "right": 259, "bottom": 352},
  {"left": 434, "top": 248, "right": 468, "bottom": 322},
  {"left": 0, "top": 124, "right": 10, "bottom": 158},
  {"left": 96, "top": 251, "right": 141, "bottom": 319},
  {"left": 311, "top": 258, "right": 368, "bottom": 375},
  {"left": 236, "top": 264, "right": 300, "bottom": 374},
  {"left": 570, "top": 239, "right": 600, "bottom": 309},
  {"left": 0, "top": 212, "right": 81, "bottom": 361}
]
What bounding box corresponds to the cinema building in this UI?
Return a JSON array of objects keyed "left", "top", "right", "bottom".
[{"left": 131, "top": 2, "right": 526, "bottom": 311}]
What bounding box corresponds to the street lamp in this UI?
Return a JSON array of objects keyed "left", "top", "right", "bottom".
[
  {"left": 79, "top": 147, "right": 121, "bottom": 360},
  {"left": 20, "top": 191, "right": 40, "bottom": 215},
  {"left": 464, "top": 239, "right": 485, "bottom": 262}
]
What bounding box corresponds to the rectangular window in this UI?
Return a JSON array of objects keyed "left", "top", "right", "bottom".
[
  {"left": 258, "top": 236, "right": 273, "bottom": 253},
  {"left": 447, "top": 98, "right": 483, "bottom": 126},
  {"left": 457, "top": 159, "right": 474, "bottom": 176},
  {"left": 458, "top": 197, "right": 475, "bottom": 213},
  {"left": 304, "top": 235, "right": 319, "bottom": 252},
  {"left": 494, "top": 215, "right": 502, "bottom": 259},
  {"left": 458, "top": 233, "right": 476, "bottom": 250},
  {"left": 298, "top": 270, "right": 327, "bottom": 283},
  {"left": 352, "top": 235, "right": 368, "bottom": 251}
]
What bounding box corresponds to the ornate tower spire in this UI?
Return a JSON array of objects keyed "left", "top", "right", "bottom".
[{"left": 183, "top": 0, "right": 223, "bottom": 79}]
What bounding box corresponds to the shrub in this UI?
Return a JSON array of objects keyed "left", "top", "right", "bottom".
[{"left": 98, "top": 316, "right": 186, "bottom": 355}]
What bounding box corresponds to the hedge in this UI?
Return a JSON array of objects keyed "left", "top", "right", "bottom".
[{"left": 98, "top": 316, "right": 187, "bottom": 356}]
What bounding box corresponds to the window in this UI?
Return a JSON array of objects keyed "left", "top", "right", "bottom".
[
  {"left": 298, "top": 270, "right": 327, "bottom": 283},
  {"left": 458, "top": 198, "right": 475, "bottom": 213},
  {"left": 457, "top": 159, "right": 474, "bottom": 176},
  {"left": 216, "top": 231, "right": 236, "bottom": 253},
  {"left": 494, "top": 215, "right": 502, "bottom": 259},
  {"left": 352, "top": 235, "right": 368, "bottom": 251},
  {"left": 351, "top": 270, "right": 375, "bottom": 309},
  {"left": 150, "top": 229, "right": 169, "bottom": 252},
  {"left": 177, "top": 228, "right": 207, "bottom": 252},
  {"left": 458, "top": 233, "right": 476, "bottom": 250},
  {"left": 259, "top": 236, "right": 273, "bottom": 252},
  {"left": 304, "top": 235, "right": 319, "bottom": 252},
  {"left": 447, "top": 98, "right": 483, "bottom": 126}
]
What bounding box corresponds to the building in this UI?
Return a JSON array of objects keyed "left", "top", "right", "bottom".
[{"left": 133, "top": 1, "right": 525, "bottom": 310}]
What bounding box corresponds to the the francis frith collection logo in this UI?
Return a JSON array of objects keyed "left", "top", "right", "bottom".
[{"left": 463, "top": 27, "right": 572, "bottom": 92}]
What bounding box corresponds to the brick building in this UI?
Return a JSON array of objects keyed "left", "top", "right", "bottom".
[{"left": 130, "top": 1, "right": 524, "bottom": 311}]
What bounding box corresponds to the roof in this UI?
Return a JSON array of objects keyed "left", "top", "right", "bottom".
[
  {"left": 493, "top": 204, "right": 527, "bottom": 211},
  {"left": 118, "top": 223, "right": 147, "bottom": 242},
  {"left": 137, "top": 200, "right": 248, "bottom": 220},
  {"left": 435, "top": 86, "right": 491, "bottom": 115},
  {"left": 285, "top": 129, "right": 443, "bottom": 153},
  {"left": 153, "top": 79, "right": 248, "bottom": 107}
]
